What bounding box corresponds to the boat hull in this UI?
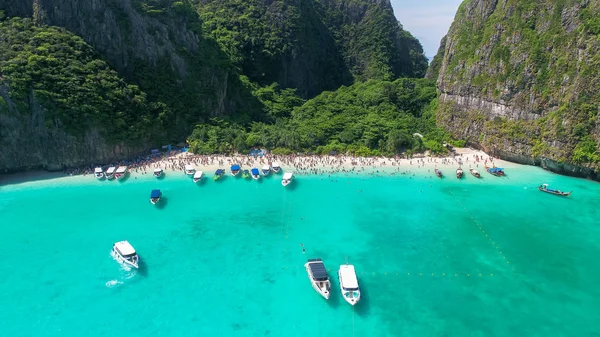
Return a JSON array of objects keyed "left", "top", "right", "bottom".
[
  {"left": 111, "top": 250, "right": 139, "bottom": 269},
  {"left": 272, "top": 167, "right": 281, "bottom": 173},
  {"left": 252, "top": 175, "right": 260, "bottom": 180},
  {"left": 150, "top": 198, "right": 160, "bottom": 205},
  {"left": 153, "top": 172, "right": 163, "bottom": 178},
  {"left": 282, "top": 180, "right": 291, "bottom": 187},
  {"left": 304, "top": 263, "right": 330, "bottom": 300},
  {"left": 95, "top": 173, "right": 105, "bottom": 180}
]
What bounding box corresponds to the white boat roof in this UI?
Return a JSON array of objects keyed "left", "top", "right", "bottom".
[
  {"left": 94, "top": 167, "right": 103, "bottom": 173},
  {"left": 283, "top": 172, "right": 293, "bottom": 179},
  {"left": 114, "top": 240, "right": 136, "bottom": 256},
  {"left": 106, "top": 167, "right": 116, "bottom": 173},
  {"left": 262, "top": 165, "right": 270, "bottom": 170},
  {"left": 154, "top": 168, "right": 163, "bottom": 173},
  {"left": 193, "top": 171, "right": 204, "bottom": 178},
  {"left": 272, "top": 162, "right": 281, "bottom": 167},
  {"left": 339, "top": 265, "right": 358, "bottom": 288},
  {"left": 185, "top": 165, "right": 194, "bottom": 171},
  {"left": 116, "top": 166, "right": 128, "bottom": 173}
]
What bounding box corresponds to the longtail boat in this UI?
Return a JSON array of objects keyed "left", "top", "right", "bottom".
[
  {"left": 434, "top": 169, "right": 443, "bottom": 178},
  {"left": 539, "top": 184, "right": 571, "bottom": 197},
  {"left": 456, "top": 167, "right": 463, "bottom": 179},
  {"left": 469, "top": 168, "right": 481, "bottom": 178},
  {"left": 485, "top": 164, "right": 505, "bottom": 177}
]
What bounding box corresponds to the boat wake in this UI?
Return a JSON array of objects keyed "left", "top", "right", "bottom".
[{"left": 105, "top": 279, "right": 123, "bottom": 288}]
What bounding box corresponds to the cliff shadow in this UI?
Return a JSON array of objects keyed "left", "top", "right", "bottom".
[{"left": 0, "top": 170, "right": 71, "bottom": 187}]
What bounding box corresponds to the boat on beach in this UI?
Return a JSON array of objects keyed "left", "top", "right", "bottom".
[
  {"left": 231, "top": 164, "right": 241, "bottom": 177},
  {"left": 242, "top": 170, "right": 250, "bottom": 179},
  {"left": 469, "top": 168, "right": 481, "bottom": 178},
  {"left": 305, "top": 259, "right": 331, "bottom": 300},
  {"left": 435, "top": 169, "right": 443, "bottom": 178},
  {"left": 338, "top": 264, "right": 360, "bottom": 305},
  {"left": 272, "top": 162, "right": 281, "bottom": 173},
  {"left": 213, "top": 169, "right": 225, "bottom": 181},
  {"left": 456, "top": 167, "right": 463, "bottom": 179},
  {"left": 106, "top": 167, "right": 116, "bottom": 180},
  {"left": 282, "top": 172, "right": 293, "bottom": 186},
  {"left": 485, "top": 164, "right": 505, "bottom": 177},
  {"left": 262, "top": 165, "right": 271, "bottom": 176},
  {"left": 115, "top": 166, "right": 128, "bottom": 180},
  {"left": 94, "top": 167, "right": 105, "bottom": 180},
  {"left": 251, "top": 168, "right": 261, "bottom": 180},
  {"left": 184, "top": 165, "right": 196, "bottom": 176},
  {"left": 153, "top": 168, "right": 164, "bottom": 178},
  {"left": 193, "top": 171, "right": 204, "bottom": 183},
  {"left": 150, "top": 189, "right": 162, "bottom": 205},
  {"left": 111, "top": 240, "right": 139, "bottom": 269},
  {"left": 539, "top": 184, "right": 571, "bottom": 197}
]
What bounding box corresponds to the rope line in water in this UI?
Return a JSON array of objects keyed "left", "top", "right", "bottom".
[
  {"left": 448, "top": 189, "right": 518, "bottom": 276},
  {"left": 281, "top": 265, "right": 498, "bottom": 277}
]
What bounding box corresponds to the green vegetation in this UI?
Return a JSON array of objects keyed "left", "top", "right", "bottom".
[
  {"left": 188, "top": 79, "right": 455, "bottom": 156},
  {"left": 0, "top": 17, "right": 166, "bottom": 142}
]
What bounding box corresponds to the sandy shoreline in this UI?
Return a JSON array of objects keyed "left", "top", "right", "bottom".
[{"left": 0, "top": 148, "right": 512, "bottom": 185}]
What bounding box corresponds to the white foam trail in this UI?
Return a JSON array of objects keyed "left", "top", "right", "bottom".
[{"left": 105, "top": 280, "right": 123, "bottom": 288}]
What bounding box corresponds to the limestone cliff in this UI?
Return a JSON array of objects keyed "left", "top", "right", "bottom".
[{"left": 435, "top": 0, "right": 600, "bottom": 180}]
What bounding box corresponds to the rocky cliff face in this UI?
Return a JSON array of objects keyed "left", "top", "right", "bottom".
[{"left": 435, "top": 0, "right": 600, "bottom": 180}]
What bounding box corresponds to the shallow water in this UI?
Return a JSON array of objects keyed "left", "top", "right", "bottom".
[{"left": 1, "top": 166, "right": 599, "bottom": 336}]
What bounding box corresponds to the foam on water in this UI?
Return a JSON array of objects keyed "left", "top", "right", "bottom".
[{"left": 1, "top": 166, "right": 599, "bottom": 336}]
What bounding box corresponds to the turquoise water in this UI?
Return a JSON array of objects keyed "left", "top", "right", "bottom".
[{"left": 1, "top": 166, "right": 599, "bottom": 336}]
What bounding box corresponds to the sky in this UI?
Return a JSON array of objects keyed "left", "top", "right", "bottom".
[{"left": 390, "top": 0, "right": 464, "bottom": 59}]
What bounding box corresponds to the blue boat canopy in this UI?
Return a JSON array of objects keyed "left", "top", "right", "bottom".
[
  {"left": 251, "top": 168, "right": 260, "bottom": 175},
  {"left": 215, "top": 169, "right": 224, "bottom": 174},
  {"left": 150, "top": 189, "right": 161, "bottom": 198},
  {"left": 231, "top": 164, "right": 241, "bottom": 171},
  {"left": 489, "top": 167, "right": 504, "bottom": 172}
]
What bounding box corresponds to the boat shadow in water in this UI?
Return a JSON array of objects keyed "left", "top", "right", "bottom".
[
  {"left": 137, "top": 259, "right": 149, "bottom": 277},
  {"left": 195, "top": 179, "right": 207, "bottom": 186},
  {"left": 155, "top": 196, "right": 168, "bottom": 209},
  {"left": 353, "top": 282, "right": 371, "bottom": 317}
]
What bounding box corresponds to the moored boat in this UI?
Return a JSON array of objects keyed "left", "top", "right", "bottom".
[
  {"left": 282, "top": 172, "right": 293, "bottom": 186},
  {"left": 435, "top": 169, "right": 443, "bottom": 178},
  {"left": 153, "top": 168, "right": 164, "bottom": 178},
  {"left": 111, "top": 240, "right": 139, "bottom": 269},
  {"left": 150, "top": 189, "right": 162, "bottom": 205},
  {"left": 485, "top": 164, "right": 505, "bottom": 177},
  {"left": 469, "top": 168, "right": 481, "bottom": 178},
  {"left": 115, "top": 166, "right": 128, "bottom": 180},
  {"left": 106, "top": 167, "right": 116, "bottom": 180},
  {"left": 94, "top": 167, "right": 105, "bottom": 180},
  {"left": 193, "top": 171, "right": 204, "bottom": 183},
  {"left": 242, "top": 170, "right": 250, "bottom": 179},
  {"left": 338, "top": 264, "right": 360, "bottom": 305},
  {"left": 305, "top": 259, "right": 331, "bottom": 300},
  {"left": 272, "top": 162, "right": 281, "bottom": 173},
  {"left": 456, "top": 167, "right": 463, "bottom": 179},
  {"left": 213, "top": 169, "right": 225, "bottom": 181},
  {"left": 262, "top": 165, "right": 271, "bottom": 176},
  {"left": 539, "top": 184, "right": 571, "bottom": 197},
  {"left": 231, "top": 164, "right": 241, "bottom": 177},
  {"left": 251, "top": 168, "right": 261, "bottom": 180},
  {"left": 184, "top": 165, "right": 196, "bottom": 176}
]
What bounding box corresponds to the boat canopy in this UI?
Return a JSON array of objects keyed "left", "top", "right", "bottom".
[
  {"left": 185, "top": 165, "right": 194, "bottom": 171},
  {"left": 308, "top": 260, "right": 328, "bottom": 281},
  {"left": 154, "top": 168, "right": 163, "bottom": 173},
  {"left": 231, "top": 164, "right": 241, "bottom": 171},
  {"left": 150, "top": 189, "right": 161, "bottom": 198},
  {"left": 114, "top": 240, "right": 136, "bottom": 257},
  {"left": 339, "top": 265, "right": 358, "bottom": 289},
  {"left": 215, "top": 169, "right": 224, "bottom": 175},
  {"left": 193, "top": 171, "right": 203, "bottom": 179},
  {"left": 272, "top": 162, "right": 281, "bottom": 168},
  {"left": 94, "top": 167, "right": 103, "bottom": 173},
  {"left": 283, "top": 172, "right": 293, "bottom": 180},
  {"left": 262, "top": 165, "right": 270, "bottom": 170},
  {"left": 106, "top": 167, "right": 116, "bottom": 174},
  {"left": 251, "top": 168, "right": 260, "bottom": 175},
  {"left": 116, "top": 166, "right": 127, "bottom": 173},
  {"left": 489, "top": 167, "right": 504, "bottom": 172}
]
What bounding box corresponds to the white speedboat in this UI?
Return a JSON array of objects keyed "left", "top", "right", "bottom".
[
  {"left": 231, "top": 164, "right": 241, "bottom": 177},
  {"left": 115, "top": 166, "right": 128, "bottom": 180},
  {"left": 339, "top": 264, "right": 360, "bottom": 305},
  {"left": 184, "top": 165, "right": 195, "bottom": 176},
  {"left": 111, "top": 240, "right": 139, "bottom": 269},
  {"left": 106, "top": 167, "right": 116, "bottom": 180},
  {"left": 262, "top": 165, "right": 271, "bottom": 176},
  {"left": 153, "top": 168, "right": 164, "bottom": 178},
  {"left": 193, "top": 171, "right": 204, "bottom": 183},
  {"left": 94, "top": 167, "right": 105, "bottom": 180},
  {"left": 251, "top": 168, "right": 261, "bottom": 180},
  {"left": 150, "top": 189, "right": 161, "bottom": 205},
  {"left": 305, "top": 259, "right": 331, "bottom": 299},
  {"left": 272, "top": 162, "right": 281, "bottom": 173},
  {"left": 281, "top": 172, "right": 293, "bottom": 187}
]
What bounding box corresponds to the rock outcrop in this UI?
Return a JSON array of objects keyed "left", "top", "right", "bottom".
[{"left": 434, "top": 0, "right": 600, "bottom": 180}]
